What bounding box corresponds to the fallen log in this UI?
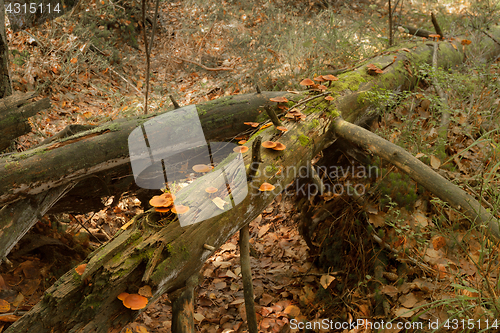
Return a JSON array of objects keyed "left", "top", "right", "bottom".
[{"left": 3, "top": 27, "right": 500, "bottom": 332}]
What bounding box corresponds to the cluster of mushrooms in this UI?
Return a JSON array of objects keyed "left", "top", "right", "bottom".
[{"left": 149, "top": 192, "right": 189, "bottom": 215}]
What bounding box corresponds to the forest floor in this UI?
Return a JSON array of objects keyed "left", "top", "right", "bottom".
[{"left": 1, "top": 0, "right": 500, "bottom": 332}]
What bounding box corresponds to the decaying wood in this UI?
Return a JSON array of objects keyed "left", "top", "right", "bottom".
[
  {"left": 5, "top": 105, "right": 333, "bottom": 333},
  {"left": 4, "top": 26, "right": 500, "bottom": 332},
  {"left": 0, "top": 91, "right": 291, "bottom": 260},
  {"left": 171, "top": 275, "right": 197, "bottom": 333},
  {"left": 0, "top": 91, "right": 50, "bottom": 151}
]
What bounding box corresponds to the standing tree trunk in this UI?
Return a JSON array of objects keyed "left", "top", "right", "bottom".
[{"left": 0, "top": 0, "right": 12, "bottom": 98}]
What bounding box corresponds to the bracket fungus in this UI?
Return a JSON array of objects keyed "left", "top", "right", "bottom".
[
  {"left": 171, "top": 205, "right": 190, "bottom": 214},
  {"left": 192, "top": 164, "right": 212, "bottom": 173},
  {"left": 269, "top": 96, "right": 288, "bottom": 103},
  {"left": 75, "top": 264, "right": 87, "bottom": 275},
  {"left": 233, "top": 146, "right": 249, "bottom": 154},
  {"left": 149, "top": 192, "right": 176, "bottom": 213},
  {"left": 117, "top": 292, "right": 130, "bottom": 301},
  {"left": 276, "top": 126, "right": 288, "bottom": 133},
  {"left": 272, "top": 142, "right": 286, "bottom": 151},
  {"left": 262, "top": 141, "right": 277, "bottom": 149},
  {"left": 205, "top": 186, "right": 218, "bottom": 194},
  {"left": 122, "top": 294, "right": 148, "bottom": 310}
]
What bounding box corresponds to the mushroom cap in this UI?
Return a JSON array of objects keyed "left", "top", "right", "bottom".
[
  {"left": 299, "top": 78, "right": 314, "bottom": 86},
  {"left": 117, "top": 292, "right": 130, "bottom": 301},
  {"left": 155, "top": 206, "right": 170, "bottom": 213},
  {"left": 233, "top": 146, "right": 249, "bottom": 153},
  {"left": 244, "top": 122, "right": 260, "bottom": 127},
  {"left": 276, "top": 126, "right": 288, "bottom": 132},
  {"left": 317, "top": 85, "right": 328, "bottom": 91},
  {"left": 325, "top": 96, "right": 334, "bottom": 101},
  {"left": 313, "top": 75, "right": 325, "bottom": 82},
  {"left": 149, "top": 194, "right": 174, "bottom": 208},
  {"left": 269, "top": 96, "right": 288, "bottom": 103},
  {"left": 161, "top": 192, "right": 176, "bottom": 201},
  {"left": 262, "top": 141, "right": 277, "bottom": 149},
  {"left": 205, "top": 186, "right": 218, "bottom": 194},
  {"left": 192, "top": 164, "right": 212, "bottom": 173},
  {"left": 273, "top": 142, "right": 286, "bottom": 150},
  {"left": 171, "top": 205, "right": 190, "bottom": 214},
  {"left": 238, "top": 140, "right": 247, "bottom": 144},
  {"left": 259, "top": 182, "right": 276, "bottom": 191},
  {"left": 75, "top": 264, "right": 87, "bottom": 275},
  {"left": 322, "top": 74, "right": 338, "bottom": 81},
  {"left": 123, "top": 294, "right": 148, "bottom": 310}
]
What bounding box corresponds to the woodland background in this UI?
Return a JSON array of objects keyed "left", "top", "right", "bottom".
[{"left": 0, "top": 0, "right": 500, "bottom": 332}]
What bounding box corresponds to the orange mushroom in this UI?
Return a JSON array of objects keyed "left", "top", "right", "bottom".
[
  {"left": 259, "top": 182, "right": 275, "bottom": 191},
  {"left": 149, "top": 195, "right": 169, "bottom": 207},
  {"left": 192, "top": 164, "right": 212, "bottom": 173},
  {"left": 117, "top": 292, "right": 130, "bottom": 301},
  {"left": 272, "top": 142, "right": 286, "bottom": 151},
  {"left": 155, "top": 207, "right": 170, "bottom": 213},
  {"left": 322, "top": 74, "right": 338, "bottom": 87},
  {"left": 161, "top": 192, "right": 176, "bottom": 201},
  {"left": 313, "top": 75, "right": 325, "bottom": 82},
  {"left": 75, "top": 264, "right": 87, "bottom": 275},
  {"left": 262, "top": 141, "right": 277, "bottom": 149},
  {"left": 325, "top": 96, "right": 334, "bottom": 101},
  {"left": 171, "top": 205, "right": 190, "bottom": 214},
  {"left": 276, "top": 126, "right": 288, "bottom": 132},
  {"left": 317, "top": 84, "right": 328, "bottom": 91},
  {"left": 244, "top": 122, "right": 260, "bottom": 127},
  {"left": 205, "top": 187, "right": 218, "bottom": 194},
  {"left": 269, "top": 96, "right": 288, "bottom": 103},
  {"left": 238, "top": 140, "right": 247, "bottom": 144},
  {"left": 122, "top": 294, "right": 148, "bottom": 310},
  {"left": 233, "top": 146, "right": 249, "bottom": 153},
  {"left": 299, "top": 78, "right": 314, "bottom": 87}
]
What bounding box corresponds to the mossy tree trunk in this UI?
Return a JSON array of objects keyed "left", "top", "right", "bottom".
[{"left": 4, "top": 27, "right": 500, "bottom": 332}]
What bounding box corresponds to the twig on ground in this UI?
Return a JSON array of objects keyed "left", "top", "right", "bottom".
[
  {"left": 109, "top": 67, "right": 143, "bottom": 95},
  {"left": 287, "top": 91, "right": 330, "bottom": 112},
  {"left": 480, "top": 29, "right": 500, "bottom": 47}
]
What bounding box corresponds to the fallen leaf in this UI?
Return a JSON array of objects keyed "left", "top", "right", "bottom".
[
  {"left": 284, "top": 305, "right": 301, "bottom": 317},
  {"left": 368, "top": 212, "right": 386, "bottom": 228},
  {"left": 0, "top": 299, "right": 10, "bottom": 313},
  {"left": 212, "top": 197, "right": 227, "bottom": 210},
  {"left": 394, "top": 307, "right": 415, "bottom": 318},
  {"left": 432, "top": 236, "right": 446, "bottom": 251},
  {"left": 193, "top": 312, "right": 205, "bottom": 322},
  {"left": 430, "top": 155, "right": 441, "bottom": 169},
  {"left": 320, "top": 274, "right": 336, "bottom": 289}
]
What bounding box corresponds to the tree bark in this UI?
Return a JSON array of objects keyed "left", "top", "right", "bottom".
[
  {"left": 4, "top": 26, "right": 500, "bottom": 332},
  {"left": 0, "top": 0, "right": 12, "bottom": 98},
  {"left": 0, "top": 92, "right": 50, "bottom": 151}
]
